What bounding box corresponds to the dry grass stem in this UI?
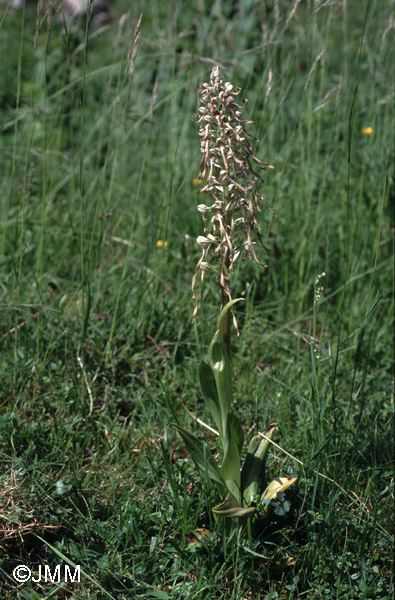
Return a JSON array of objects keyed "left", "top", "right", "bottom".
[{"left": 127, "top": 12, "right": 143, "bottom": 75}]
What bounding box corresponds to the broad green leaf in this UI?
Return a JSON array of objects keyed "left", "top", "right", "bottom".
[
  {"left": 212, "top": 493, "right": 256, "bottom": 518},
  {"left": 261, "top": 477, "right": 297, "bottom": 500},
  {"left": 212, "top": 493, "right": 237, "bottom": 511},
  {"left": 213, "top": 505, "right": 256, "bottom": 518},
  {"left": 224, "top": 410, "right": 244, "bottom": 455},
  {"left": 199, "top": 360, "right": 222, "bottom": 436},
  {"left": 241, "top": 424, "right": 276, "bottom": 506},
  {"left": 173, "top": 424, "right": 226, "bottom": 494},
  {"left": 220, "top": 437, "right": 241, "bottom": 504},
  {"left": 204, "top": 300, "right": 244, "bottom": 453},
  {"left": 220, "top": 411, "right": 243, "bottom": 504},
  {"left": 260, "top": 477, "right": 297, "bottom": 515},
  {"left": 207, "top": 328, "right": 232, "bottom": 442}
]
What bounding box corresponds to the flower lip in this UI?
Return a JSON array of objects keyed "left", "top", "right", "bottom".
[{"left": 199, "top": 261, "right": 211, "bottom": 272}]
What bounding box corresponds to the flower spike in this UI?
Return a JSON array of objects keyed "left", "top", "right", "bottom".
[{"left": 192, "top": 66, "right": 273, "bottom": 331}]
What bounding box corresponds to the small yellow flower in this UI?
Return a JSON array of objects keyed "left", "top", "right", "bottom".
[
  {"left": 362, "top": 127, "right": 373, "bottom": 135},
  {"left": 156, "top": 240, "right": 168, "bottom": 248},
  {"left": 192, "top": 178, "right": 202, "bottom": 186}
]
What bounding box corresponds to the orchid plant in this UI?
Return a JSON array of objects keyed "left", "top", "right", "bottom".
[{"left": 174, "top": 67, "right": 296, "bottom": 525}]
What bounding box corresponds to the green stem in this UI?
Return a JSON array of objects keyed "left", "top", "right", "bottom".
[
  {"left": 220, "top": 190, "right": 232, "bottom": 358},
  {"left": 221, "top": 278, "right": 231, "bottom": 359}
]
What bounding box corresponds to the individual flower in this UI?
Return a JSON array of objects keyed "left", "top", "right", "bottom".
[
  {"left": 192, "top": 66, "right": 273, "bottom": 330},
  {"left": 156, "top": 240, "right": 168, "bottom": 248},
  {"left": 362, "top": 127, "right": 373, "bottom": 135}
]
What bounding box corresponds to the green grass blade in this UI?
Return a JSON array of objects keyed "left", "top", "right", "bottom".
[{"left": 33, "top": 534, "right": 117, "bottom": 600}]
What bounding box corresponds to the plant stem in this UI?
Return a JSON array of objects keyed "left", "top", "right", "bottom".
[
  {"left": 220, "top": 190, "right": 232, "bottom": 358},
  {"left": 220, "top": 258, "right": 231, "bottom": 359}
]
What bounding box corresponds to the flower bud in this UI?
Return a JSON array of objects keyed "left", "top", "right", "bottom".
[{"left": 196, "top": 236, "right": 212, "bottom": 248}]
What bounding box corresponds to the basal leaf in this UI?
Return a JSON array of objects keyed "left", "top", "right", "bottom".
[
  {"left": 241, "top": 424, "right": 276, "bottom": 506},
  {"left": 212, "top": 493, "right": 256, "bottom": 518},
  {"left": 173, "top": 424, "right": 226, "bottom": 494},
  {"left": 225, "top": 410, "right": 244, "bottom": 455},
  {"left": 207, "top": 330, "right": 232, "bottom": 443},
  {"left": 199, "top": 360, "right": 222, "bottom": 436},
  {"left": 260, "top": 477, "right": 297, "bottom": 515},
  {"left": 212, "top": 505, "right": 256, "bottom": 518},
  {"left": 220, "top": 436, "right": 241, "bottom": 505},
  {"left": 220, "top": 412, "right": 243, "bottom": 504},
  {"left": 261, "top": 477, "right": 297, "bottom": 501}
]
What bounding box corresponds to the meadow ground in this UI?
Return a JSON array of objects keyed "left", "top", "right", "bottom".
[{"left": 0, "top": 0, "right": 393, "bottom": 598}]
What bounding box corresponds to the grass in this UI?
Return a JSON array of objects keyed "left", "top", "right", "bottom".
[{"left": 0, "top": 0, "right": 393, "bottom": 598}]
